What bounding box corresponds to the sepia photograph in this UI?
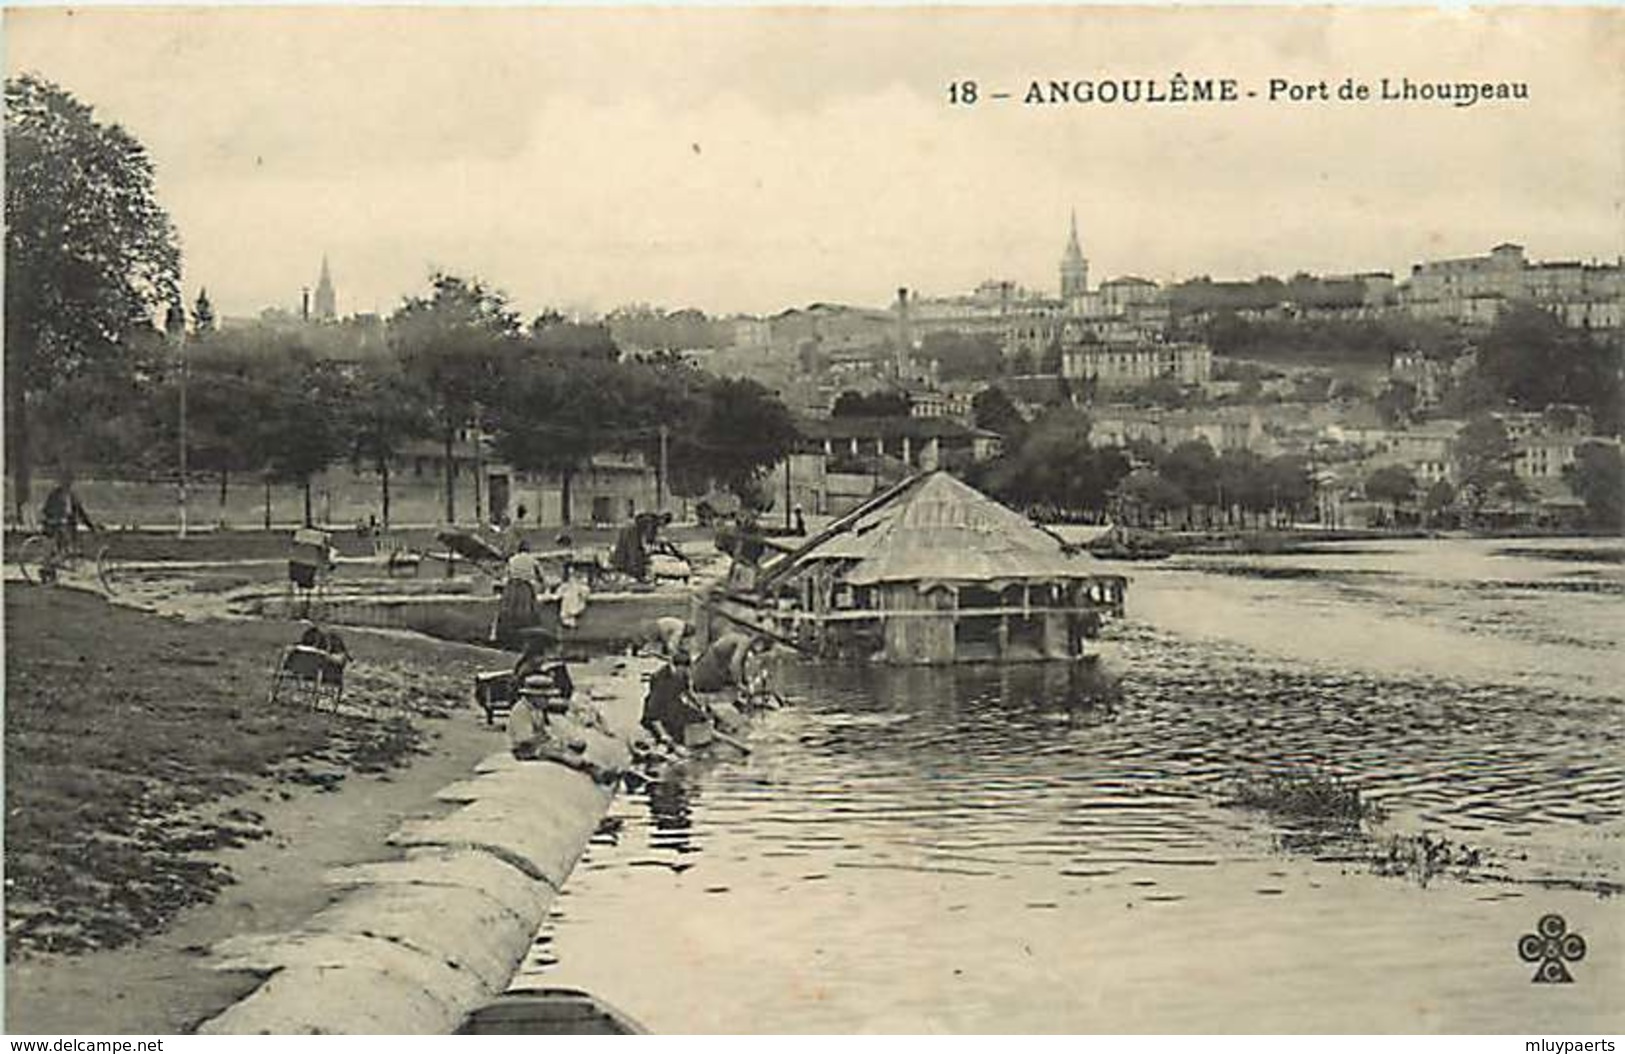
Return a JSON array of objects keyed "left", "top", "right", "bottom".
[{"left": 2, "top": 3, "right": 1622, "bottom": 1037}]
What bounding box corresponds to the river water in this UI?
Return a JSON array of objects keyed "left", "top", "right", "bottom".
[{"left": 518, "top": 538, "right": 1624, "bottom": 1033}]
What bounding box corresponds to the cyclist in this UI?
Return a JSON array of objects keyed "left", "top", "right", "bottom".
[{"left": 41, "top": 472, "right": 97, "bottom": 557}]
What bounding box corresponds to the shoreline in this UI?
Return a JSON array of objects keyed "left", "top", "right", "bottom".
[
  {"left": 194, "top": 656, "right": 653, "bottom": 1034},
  {"left": 1072, "top": 525, "right": 1623, "bottom": 558},
  {"left": 4, "top": 714, "right": 500, "bottom": 1034},
  {"left": 3, "top": 585, "right": 601, "bottom": 1035}
]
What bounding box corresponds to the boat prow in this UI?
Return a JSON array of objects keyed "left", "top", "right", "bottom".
[{"left": 457, "top": 987, "right": 648, "bottom": 1035}]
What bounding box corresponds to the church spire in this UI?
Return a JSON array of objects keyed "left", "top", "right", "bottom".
[
  {"left": 313, "top": 255, "right": 337, "bottom": 321},
  {"left": 1059, "top": 210, "right": 1089, "bottom": 300}
]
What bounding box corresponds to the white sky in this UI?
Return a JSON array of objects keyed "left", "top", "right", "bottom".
[{"left": 5, "top": 6, "right": 1622, "bottom": 319}]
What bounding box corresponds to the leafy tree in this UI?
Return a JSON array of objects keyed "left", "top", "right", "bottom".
[
  {"left": 1422, "top": 479, "right": 1457, "bottom": 525},
  {"left": 1263, "top": 455, "right": 1315, "bottom": 523},
  {"left": 389, "top": 273, "right": 521, "bottom": 523},
  {"left": 1160, "top": 440, "right": 1221, "bottom": 509},
  {"left": 489, "top": 357, "right": 631, "bottom": 526},
  {"left": 971, "top": 386, "right": 1027, "bottom": 439},
  {"left": 164, "top": 332, "right": 283, "bottom": 520},
  {"left": 605, "top": 304, "right": 723, "bottom": 352},
  {"left": 1495, "top": 475, "right": 1535, "bottom": 515},
  {"left": 1125, "top": 376, "right": 1194, "bottom": 410},
  {"left": 919, "top": 331, "right": 1003, "bottom": 382},
  {"left": 1217, "top": 449, "right": 1269, "bottom": 526},
  {"left": 347, "top": 359, "right": 430, "bottom": 528},
  {"left": 34, "top": 340, "right": 170, "bottom": 479},
  {"left": 1194, "top": 314, "right": 1437, "bottom": 369},
  {"left": 1564, "top": 441, "right": 1623, "bottom": 529},
  {"left": 1477, "top": 303, "right": 1623, "bottom": 433},
  {"left": 832, "top": 389, "right": 910, "bottom": 418},
  {"left": 1364, "top": 464, "right": 1418, "bottom": 511},
  {"left": 624, "top": 357, "right": 711, "bottom": 507},
  {"left": 1438, "top": 365, "right": 1503, "bottom": 419},
  {"left": 1038, "top": 338, "right": 1065, "bottom": 376},
  {"left": 984, "top": 408, "right": 1086, "bottom": 510},
  {"left": 1006, "top": 346, "right": 1037, "bottom": 376},
  {"left": 688, "top": 377, "right": 798, "bottom": 504},
  {"left": 258, "top": 347, "right": 347, "bottom": 526},
  {"left": 5, "top": 74, "right": 181, "bottom": 520},
  {"left": 1452, "top": 415, "right": 1518, "bottom": 513},
  {"left": 529, "top": 316, "right": 620, "bottom": 361},
  {"left": 1115, "top": 468, "right": 1187, "bottom": 526},
  {"left": 1374, "top": 380, "right": 1418, "bottom": 426},
  {"left": 1422, "top": 479, "right": 1457, "bottom": 526}
]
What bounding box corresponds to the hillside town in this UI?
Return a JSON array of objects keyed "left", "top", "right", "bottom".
[{"left": 19, "top": 207, "right": 1618, "bottom": 540}]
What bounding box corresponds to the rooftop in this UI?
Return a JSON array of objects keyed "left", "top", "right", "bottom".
[
  {"left": 799, "top": 416, "right": 1000, "bottom": 442},
  {"left": 764, "top": 471, "right": 1097, "bottom": 588}
]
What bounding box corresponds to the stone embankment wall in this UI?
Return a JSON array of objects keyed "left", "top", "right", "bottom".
[
  {"left": 197, "top": 656, "right": 659, "bottom": 1035},
  {"left": 248, "top": 591, "right": 692, "bottom": 649}
]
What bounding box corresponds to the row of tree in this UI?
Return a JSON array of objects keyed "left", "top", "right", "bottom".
[
  {"left": 35, "top": 276, "right": 799, "bottom": 528},
  {"left": 1365, "top": 419, "right": 1623, "bottom": 529},
  {"left": 966, "top": 407, "right": 1318, "bottom": 528},
  {"left": 5, "top": 74, "right": 797, "bottom": 528}
]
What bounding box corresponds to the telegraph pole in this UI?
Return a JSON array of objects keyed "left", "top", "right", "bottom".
[
  {"left": 472, "top": 403, "right": 486, "bottom": 526},
  {"left": 658, "top": 425, "right": 669, "bottom": 515},
  {"left": 165, "top": 299, "right": 189, "bottom": 537}
]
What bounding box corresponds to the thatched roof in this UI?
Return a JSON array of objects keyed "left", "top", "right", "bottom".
[{"left": 763, "top": 471, "right": 1097, "bottom": 588}]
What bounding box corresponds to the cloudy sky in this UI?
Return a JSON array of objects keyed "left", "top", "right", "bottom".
[{"left": 6, "top": 6, "right": 1622, "bottom": 319}]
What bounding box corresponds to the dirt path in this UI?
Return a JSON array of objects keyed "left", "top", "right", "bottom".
[
  {"left": 3, "top": 586, "right": 515, "bottom": 1034},
  {"left": 5, "top": 716, "right": 500, "bottom": 1034}
]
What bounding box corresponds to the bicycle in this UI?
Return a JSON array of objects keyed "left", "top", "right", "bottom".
[{"left": 13, "top": 529, "right": 124, "bottom": 594}]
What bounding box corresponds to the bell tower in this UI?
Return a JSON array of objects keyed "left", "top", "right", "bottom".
[
  {"left": 1059, "top": 210, "right": 1089, "bottom": 300},
  {"left": 313, "top": 255, "right": 337, "bottom": 321}
]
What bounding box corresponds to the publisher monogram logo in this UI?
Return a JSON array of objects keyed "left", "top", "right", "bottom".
[{"left": 1518, "top": 914, "right": 1586, "bottom": 983}]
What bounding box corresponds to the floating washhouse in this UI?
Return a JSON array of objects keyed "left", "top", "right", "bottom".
[{"left": 720, "top": 471, "right": 1126, "bottom": 665}]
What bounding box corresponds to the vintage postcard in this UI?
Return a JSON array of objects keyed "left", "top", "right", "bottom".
[{"left": 3, "top": 4, "right": 1621, "bottom": 1037}]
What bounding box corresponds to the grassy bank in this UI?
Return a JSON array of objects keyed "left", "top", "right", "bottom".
[{"left": 2, "top": 585, "right": 498, "bottom": 959}]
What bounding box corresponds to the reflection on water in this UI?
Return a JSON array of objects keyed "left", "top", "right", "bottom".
[{"left": 522, "top": 539, "right": 1623, "bottom": 1033}]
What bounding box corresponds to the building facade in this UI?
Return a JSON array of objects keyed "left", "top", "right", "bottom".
[
  {"left": 1060, "top": 340, "right": 1213, "bottom": 389},
  {"left": 1402, "top": 243, "right": 1624, "bottom": 328}
]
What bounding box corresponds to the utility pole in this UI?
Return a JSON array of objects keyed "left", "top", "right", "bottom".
[
  {"left": 784, "top": 455, "right": 793, "bottom": 530},
  {"left": 472, "top": 403, "right": 485, "bottom": 526},
  {"left": 657, "top": 425, "right": 669, "bottom": 515},
  {"left": 166, "top": 299, "right": 189, "bottom": 537}
]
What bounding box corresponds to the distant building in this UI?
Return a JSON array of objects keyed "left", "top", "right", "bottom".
[
  {"left": 1099, "top": 276, "right": 1160, "bottom": 314},
  {"left": 314, "top": 256, "right": 337, "bottom": 322},
  {"left": 996, "top": 375, "right": 1074, "bottom": 418},
  {"left": 1059, "top": 210, "right": 1089, "bottom": 300},
  {"left": 1490, "top": 408, "right": 1597, "bottom": 485},
  {"left": 392, "top": 438, "right": 658, "bottom": 527},
  {"left": 798, "top": 415, "right": 1002, "bottom": 472},
  {"left": 1401, "top": 243, "right": 1623, "bottom": 328},
  {"left": 732, "top": 316, "right": 772, "bottom": 349},
  {"left": 1332, "top": 420, "right": 1464, "bottom": 486},
  {"left": 905, "top": 386, "right": 974, "bottom": 421},
  {"left": 1389, "top": 349, "right": 1475, "bottom": 409},
  {"left": 1091, "top": 407, "right": 1269, "bottom": 454},
  {"left": 1355, "top": 272, "right": 1397, "bottom": 308},
  {"left": 1060, "top": 340, "right": 1212, "bottom": 389}
]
